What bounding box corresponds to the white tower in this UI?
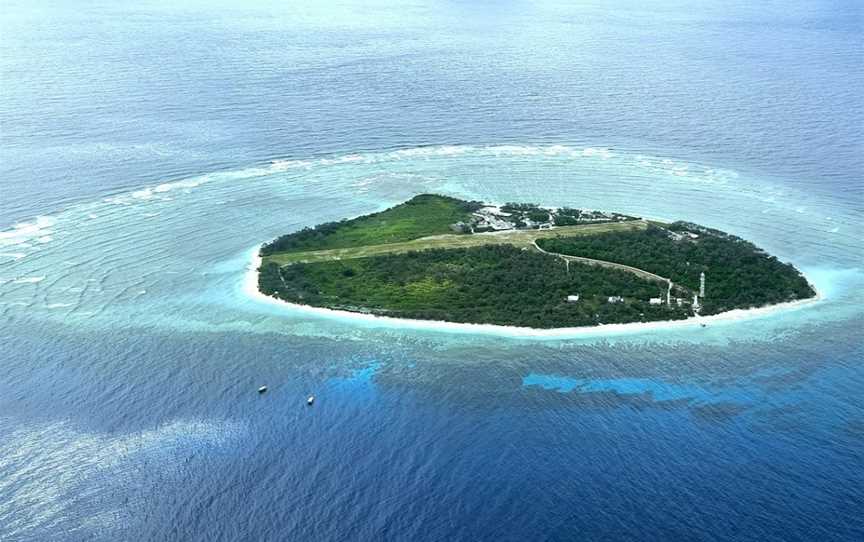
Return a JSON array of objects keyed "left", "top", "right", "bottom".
[{"left": 699, "top": 272, "right": 706, "bottom": 298}]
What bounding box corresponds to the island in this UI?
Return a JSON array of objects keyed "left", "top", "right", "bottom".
[{"left": 255, "top": 194, "right": 816, "bottom": 329}]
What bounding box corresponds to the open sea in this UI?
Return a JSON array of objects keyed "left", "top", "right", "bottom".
[{"left": 1, "top": 1, "right": 862, "bottom": 540}]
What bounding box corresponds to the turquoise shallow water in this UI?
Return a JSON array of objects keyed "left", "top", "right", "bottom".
[
  {"left": 1, "top": 145, "right": 859, "bottom": 342},
  {"left": 1, "top": 1, "right": 863, "bottom": 540}
]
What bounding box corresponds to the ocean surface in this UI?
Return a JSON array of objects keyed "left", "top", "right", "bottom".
[{"left": 1, "top": 1, "right": 862, "bottom": 540}]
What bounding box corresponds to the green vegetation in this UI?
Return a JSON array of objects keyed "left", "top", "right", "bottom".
[
  {"left": 552, "top": 207, "right": 636, "bottom": 226},
  {"left": 259, "top": 245, "right": 687, "bottom": 328},
  {"left": 258, "top": 195, "right": 815, "bottom": 327},
  {"left": 260, "top": 194, "right": 481, "bottom": 256},
  {"left": 537, "top": 224, "right": 815, "bottom": 315},
  {"left": 500, "top": 202, "right": 552, "bottom": 226}
]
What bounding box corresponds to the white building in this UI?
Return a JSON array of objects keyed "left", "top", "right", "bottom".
[
  {"left": 607, "top": 296, "right": 623, "bottom": 304},
  {"left": 649, "top": 297, "right": 663, "bottom": 305},
  {"left": 472, "top": 207, "right": 515, "bottom": 231},
  {"left": 479, "top": 206, "right": 511, "bottom": 217},
  {"left": 567, "top": 294, "right": 580, "bottom": 302}
]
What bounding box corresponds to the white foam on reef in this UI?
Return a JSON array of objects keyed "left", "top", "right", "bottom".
[
  {"left": 0, "top": 144, "right": 775, "bottom": 246},
  {"left": 582, "top": 147, "right": 614, "bottom": 159},
  {"left": 243, "top": 247, "right": 822, "bottom": 339},
  {"left": 103, "top": 177, "right": 211, "bottom": 206},
  {"left": 260, "top": 145, "right": 742, "bottom": 188},
  {"left": 268, "top": 144, "right": 626, "bottom": 172},
  {"left": 12, "top": 276, "right": 45, "bottom": 284},
  {"left": 0, "top": 216, "right": 56, "bottom": 247},
  {"left": 391, "top": 145, "right": 472, "bottom": 158}
]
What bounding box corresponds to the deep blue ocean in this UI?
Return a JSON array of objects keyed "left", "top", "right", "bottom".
[{"left": 1, "top": 1, "right": 862, "bottom": 540}]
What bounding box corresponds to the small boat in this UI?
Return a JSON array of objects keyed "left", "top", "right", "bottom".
[
  {"left": 258, "top": 385, "right": 268, "bottom": 394},
  {"left": 700, "top": 323, "right": 707, "bottom": 328},
  {"left": 307, "top": 395, "right": 315, "bottom": 405}
]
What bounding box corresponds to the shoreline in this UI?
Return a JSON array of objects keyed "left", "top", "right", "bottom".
[{"left": 242, "top": 246, "right": 822, "bottom": 338}]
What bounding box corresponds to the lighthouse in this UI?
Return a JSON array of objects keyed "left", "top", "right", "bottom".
[{"left": 699, "top": 271, "right": 706, "bottom": 297}]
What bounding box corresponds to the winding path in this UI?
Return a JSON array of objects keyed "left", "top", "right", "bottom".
[{"left": 531, "top": 240, "right": 691, "bottom": 297}]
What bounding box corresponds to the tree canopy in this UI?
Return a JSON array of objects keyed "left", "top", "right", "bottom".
[{"left": 537, "top": 224, "right": 814, "bottom": 314}]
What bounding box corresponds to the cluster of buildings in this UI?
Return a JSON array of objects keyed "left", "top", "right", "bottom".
[
  {"left": 576, "top": 210, "right": 628, "bottom": 223},
  {"left": 451, "top": 206, "right": 517, "bottom": 233},
  {"left": 567, "top": 272, "right": 706, "bottom": 309},
  {"left": 472, "top": 206, "right": 520, "bottom": 231},
  {"left": 451, "top": 205, "right": 635, "bottom": 234},
  {"left": 667, "top": 230, "right": 701, "bottom": 241}
]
